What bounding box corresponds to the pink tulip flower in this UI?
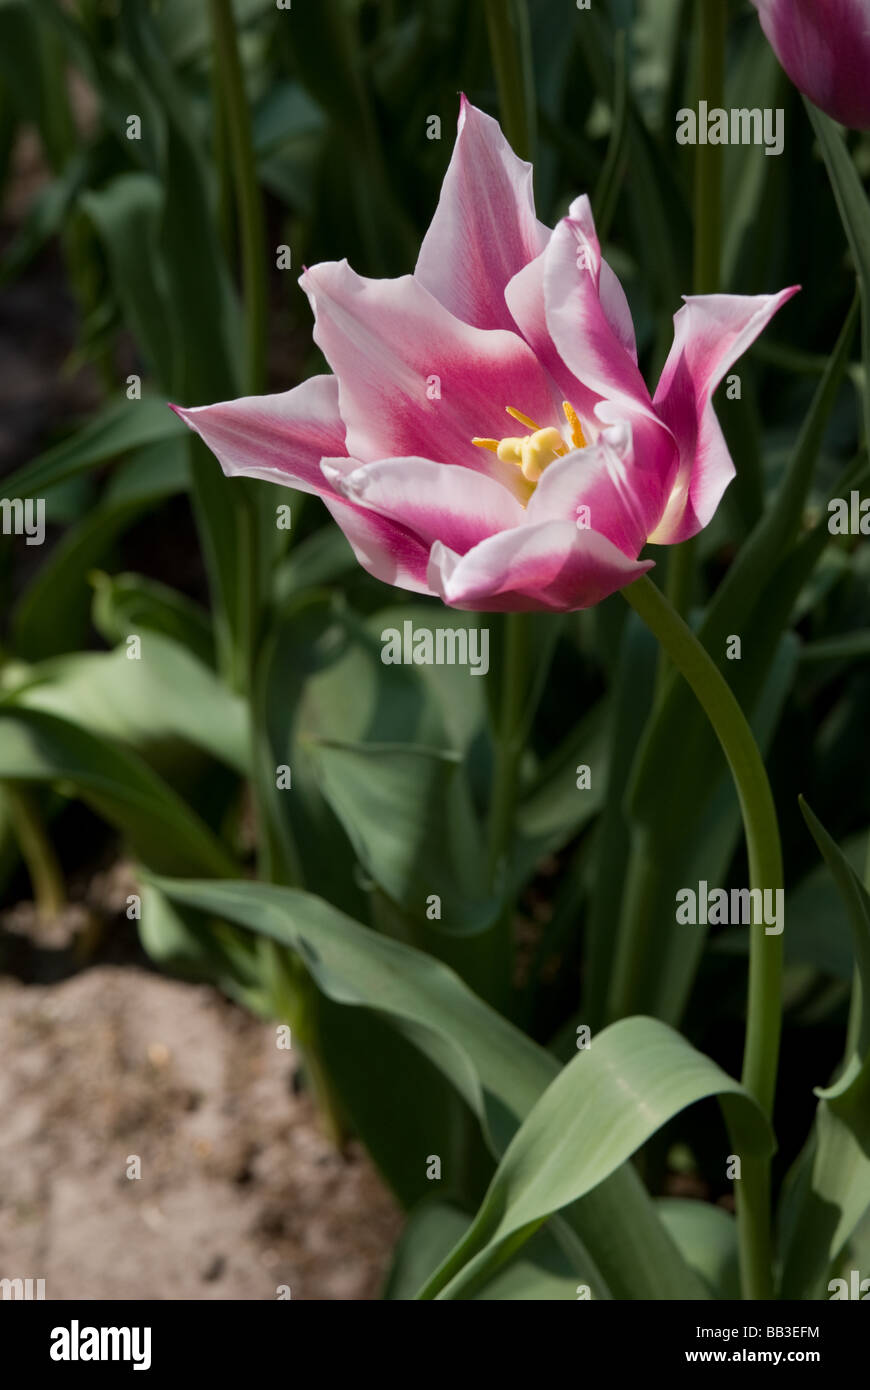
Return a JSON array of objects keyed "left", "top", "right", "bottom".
[
  {"left": 752, "top": 0, "right": 870, "bottom": 130},
  {"left": 173, "top": 99, "right": 796, "bottom": 612}
]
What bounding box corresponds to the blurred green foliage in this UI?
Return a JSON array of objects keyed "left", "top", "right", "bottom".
[{"left": 0, "top": 0, "right": 869, "bottom": 1299}]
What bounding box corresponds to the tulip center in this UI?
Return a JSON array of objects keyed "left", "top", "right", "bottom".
[{"left": 473, "top": 402, "right": 586, "bottom": 483}]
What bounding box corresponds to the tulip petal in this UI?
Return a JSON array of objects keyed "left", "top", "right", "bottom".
[
  {"left": 505, "top": 252, "right": 601, "bottom": 437},
  {"left": 428, "top": 519, "right": 652, "bottom": 612},
  {"left": 321, "top": 493, "right": 433, "bottom": 595},
  {"left": 322, "top": 455, "right": 525, "bottom": 555},
  {"left": 415, "top": 96, "right": 550, "bottom": 331},
  {"left": 524, "top": 425, "right": 667, "bottom": 558},
  {"left": 649, "top": 287, "right": 799, "bottom": 543},
  {"left": 752, "top": 0, "right": 870, "bottom": 131},
  {"left": 301, "top": 259, "right": 558, "bottom": 500},
  {"left": 543, "top": 197, "right": 653, "bottom": 413},
  {"left": 170, "top": 375, "right": 346, "bottom": 495}
]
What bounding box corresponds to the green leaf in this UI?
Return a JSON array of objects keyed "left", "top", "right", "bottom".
[
  {"left": 778, "top": 1090, "right": 870, "bottom": 1299},
  {"left": 778, "top": 804, "right": 870, "bottom": 1297},
  {"left": 147, "top": 875, "right": 709, "bottom": 1300},
  {"left": 80, "top": 174, "right": 176, "bottom": 381},
  {"left": 5, "top": 634, "right": 248, "bottom": 775},
  {"left": 583, "top": 611, "right": 658, "bottom": 1027},
  {"left": 0, "top": 0, "right": 73, "bottom": 169},
  {"left": 10, "top": 438, "right": 189, "bottom": 659},
  {"left": 2, "top": 395, "right": 185, "bottom": 500},
  {"left": 800, "top": 631, "right": 870, "bottom": 663},
  {"left": 807, "top": 103, "right": 870, "bottom": 443},
  {"left": 513, "top": 700, "right": 607, "bottom": 881},
  {"left": 138, "top": 879, "right": 268, "bottom": 1016},
  {"left": 364, "top": 606, "right": 490, "bottom": 760},
  {"left": 384, "top": 1198, "right": 588, "bottom": 1301},
  {"left": 416, "top": 1017, "right": 772, "bottom": 1299},
  {"left": 272, "top": 523, "right": 357, "bottom": 604},
  {"left": 0, "top": 150, "right": 88, "bottom": 285},
  {"left": 252, "top": 591, "right": 362, "bottom": 898},
  {"left": 278, "top": 0, "right": 414, "bottom": 273},
  {"left": 774, "top": 833, "right": 868, "bottom": 981},
  {"left": 90, "top": 571, "right": 215, "bottom": 669},
  {"left": 799, "top": 799, "right": 870, "bottom": 1072},
  {"left": 383, "top": 1200, "right": 473, "bottom": 1300},
  {"left": 0, "top": 708, "right": 238, "bottom": 878},
  {"left": 311, "top": 739, "right": 496, "bottom": 934},
  {"left": 656, "top": 1198, "right": 740, "bottom": 1300}
]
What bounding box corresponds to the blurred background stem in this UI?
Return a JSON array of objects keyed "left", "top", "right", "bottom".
[
  {"left": 482, "top": 0, "right": 536, "bottom": 1012},
  {"left": 209, "top": 0, "right": 267, "bottom": 397},
  {"left": 5, "top": 784, "right": 64, "bottom": 919},
  {"left": 483, "top": 0, "right": 536, "bottom": 162},
  {"left": 663, "top": 0, "right": 726, "bottom": 623}
]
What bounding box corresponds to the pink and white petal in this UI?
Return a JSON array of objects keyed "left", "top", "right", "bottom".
[
  {"left": 524, "top": 423, "right": 672, "bottom": 557},
  {"left": 301, "top": 260, "right": 557, "bottom": 501},
  {"left": 543, "top": 197, "right": 653, "bottom": 412},
  {"left": 322, "top": 455, "right": 525, "bottom": 555},
  {"left": 414, "top": 96, "right": 551, "bottom": 331},
  {"left": 650, "top": 287, "right": 799, "bottom": 543},
  {"left": 170, "top": 375, "right": 346, "bottom": 496},
  {"left": 428, "top": 520, "right": 652, "bottom": 613},
  {"left": 505, "top": 253, "right": 601, "bottom": 437},
  {"left": 599, "top": 257, "right": 638, "bottom": 364},
  {"left": 321, "top": 493, "right": 433, "bottom": 595}
]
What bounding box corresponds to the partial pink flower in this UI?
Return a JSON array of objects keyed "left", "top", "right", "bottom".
[
  {"left": 173, "top": 98, "right": 797, "bottom": 612},
  {"left": 751, "top": 0, "right": 870, "bottom": 130}
]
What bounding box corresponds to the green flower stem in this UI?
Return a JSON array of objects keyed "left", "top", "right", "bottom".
[
  {"left": 619, "top": 574, "right": 783, "bottom": 1301},
  {"left": 5, "top": 785, "right": 65, "bottom": 919},
  {"left": 663, "top": 0, "right": 727, "bottom": 626},
  {"left": 483, "top": 0, "right": 536, "bottom": 162}
]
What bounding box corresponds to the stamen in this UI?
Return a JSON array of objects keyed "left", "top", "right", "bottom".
[
  {"left": 562, "top": 401, "right": 586, "bottom": 450},
  {"left": 472, "top": 437, "right": 500, "bottom": 452},
  {"left": 505, "top": 406, "right": 541, "bottom": 431}
]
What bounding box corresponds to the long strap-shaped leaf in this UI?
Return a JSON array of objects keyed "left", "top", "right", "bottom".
[
  {"left": 778, "top": 802, "right": 870, "bottom": 1296},
  {"left": 807, "top": 102, "right": 870, "bottom": 444},
  {"left": 0, "top": 709, "right": 237, "bottom": 879},
  {"left": 417, "top": 1016, "right": 772, "bottom": 1300},
  {"left": 147, "top": 875, "right": 711, "bottom": 1299}
]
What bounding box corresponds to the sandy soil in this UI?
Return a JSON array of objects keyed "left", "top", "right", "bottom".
[{"left": 0, "top": 960, "right": 402, "bottom": 1300}]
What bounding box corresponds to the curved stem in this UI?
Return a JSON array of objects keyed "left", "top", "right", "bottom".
[{"left": 621, "top": 574, "right": 783, "bottom": 1300}]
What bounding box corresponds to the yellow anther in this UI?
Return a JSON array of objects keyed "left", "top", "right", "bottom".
[
  {"left": 519, "top": 426, "right": 567, "bottom": 481},
  {"left": 505, "top": 406, "right": 542, "bottom": 431},
  {"left": 495, "top": 436, "right": 527, "bottom": 465},
  {"left": 471, "top": 406, "right": 583, "bottom": 491},
  {"left": 562, "top": 401, "right": 586, "bottom": 450}
]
